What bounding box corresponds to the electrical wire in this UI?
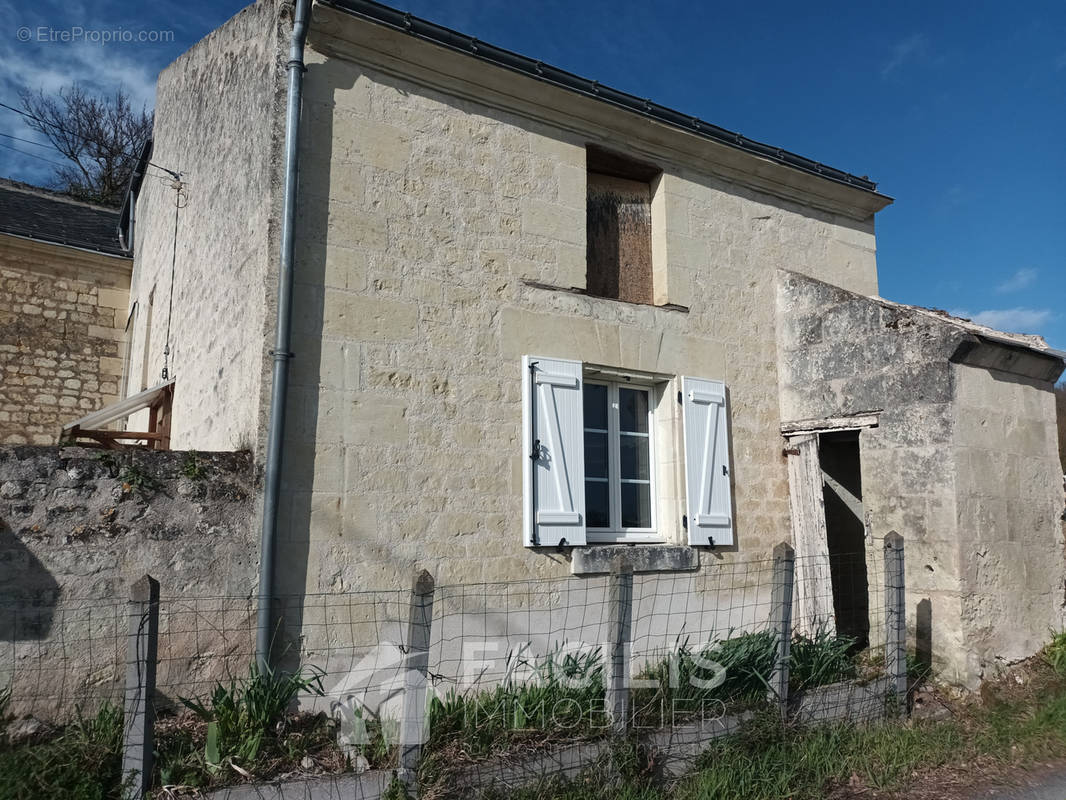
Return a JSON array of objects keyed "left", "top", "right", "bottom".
[
  {"left": 160, "top": 179, "right": 185, "bottom": 381},
  {"left": 0, "top": 100, "right": 179, "bottom": 179},
  {"left": 0, "top": 130, "right": 60, "bottom": 151},
  {"left": 1, "top": 130, "right": 175, "bottom": 181},
  {"left": 0, "top": 140, "right": 72, "bottom": 170}
]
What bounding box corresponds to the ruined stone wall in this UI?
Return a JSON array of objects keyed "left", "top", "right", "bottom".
[
  {"left": 0, "top": 445, "right": 256, "bottom": 718},
  {"left": 0, "top": 235, "right": 130, "bottom": 445},
  {"left": 953, "top": 364, "right": 1065, "bottom": 683},
  {"left": 127, "top": 0, "right": 287, "bottom": 450},
  {"left": 776, "top": 271, "right": 1065, "bottom": 687}
]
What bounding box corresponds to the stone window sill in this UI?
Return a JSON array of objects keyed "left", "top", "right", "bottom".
[
  {"left": 570, "top": 545, "right": 699, "bottom": 575},
  {"left": 522, "top": 280, "right": 689, "bottom": 313}
]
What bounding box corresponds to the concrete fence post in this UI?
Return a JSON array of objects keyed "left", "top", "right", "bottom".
[
  {"left": 606, "top": 555, "right": 634, "bottom": 734},
  {"left": 883, "top": 532, "right": 907, "bottom": 712},
  {"left": 768, "top": 541, "right": 795, "bottom": 720},
  {"left": 399, "top": 569, "right": 435, "bottom": 784},
  {"left": 122, "top": 574, "right": 159, "bottom": 800}
]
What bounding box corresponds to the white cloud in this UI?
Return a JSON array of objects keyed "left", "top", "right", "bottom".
[
  {"left": 995, "top": 267, "right": 1038, "bottom": 293},
  {"left": 0, "top": 0, "right": 164, "bottom": 181},
  {"left": 949, "top": 307, "right": 1054, "bottom": 334},
  {"left": 881, "top": 33, "right": 927, "bottom": 78}
]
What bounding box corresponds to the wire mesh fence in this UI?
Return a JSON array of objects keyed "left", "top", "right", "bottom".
[{"left": 0, "top": 536, "right": 908, "bottom": 798}]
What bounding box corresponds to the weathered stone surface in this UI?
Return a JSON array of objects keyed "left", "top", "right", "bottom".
[
  {"left": 789, "top": 677, "right": 891, "bottom": 725},
  {"left": 4, "top": 715, "right": 53, "bottom": 745},
  {"left": 202, "top": 770, "right": 394, "bottom": 800},
  {"left": 571, "top": 545, "right": 699, "bottom": 575},
  {"left": 124, "top": 0, "right": 288, "bottom": 451},
  {"left": 776, "top": 271, "right": 1065, "bottom": 688},
  {"left": 0, "top": 445, "right": 256, "bottom": 719}
]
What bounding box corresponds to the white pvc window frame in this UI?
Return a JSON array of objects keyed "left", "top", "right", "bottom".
[{"left": 583, "top": 378, "right": 661, "bottom": 544}]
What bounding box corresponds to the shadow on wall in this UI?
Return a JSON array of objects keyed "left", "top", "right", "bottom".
[
  {"left": 0, "top": 524, "right": 60, "bottom": 640},
  {"left": 270, "top": 57, "right": 347, "bottom": 674}
]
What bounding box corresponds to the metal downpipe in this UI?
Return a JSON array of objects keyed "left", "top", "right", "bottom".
[{"left": 257, "top": 0, "right": 311, "bottom": 673}]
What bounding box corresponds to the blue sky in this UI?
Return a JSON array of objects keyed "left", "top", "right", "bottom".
[{"left": 2, "top": 0, "right": 1064, "bottom": 349}]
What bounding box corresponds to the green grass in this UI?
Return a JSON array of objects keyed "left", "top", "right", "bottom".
[
  {"left": 426, "top": 645, "right": 606, "bottom": 758},
  {"left": 478, "top": 660, "right": 1066, "bottom": 800},
  {"left": 789, "top": 626, "right": 858, "bottom": 691},
  {"left": 0, "top": 703, "right": 127, "bottom": 800},
  {"left": 1043, "top": 629, "right": 1066, "bottom": 676},
  {"left": 421, "top": 630, "right": 861, "bottom": 797}
]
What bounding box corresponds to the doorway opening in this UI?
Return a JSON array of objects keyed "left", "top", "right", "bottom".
[{"left": 819, "top": 430, "right": 869, "bottom": 648}]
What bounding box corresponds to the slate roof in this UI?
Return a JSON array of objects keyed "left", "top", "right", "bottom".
[{"left": 0, "top": 179, "right": 128, "bottom": 258}]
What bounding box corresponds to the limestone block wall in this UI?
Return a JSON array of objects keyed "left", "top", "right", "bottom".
[
  {"left": 270, "top": 27, "right": 886, "bottom": 626},
  {"left": 0, "top": 235, "right": 131, "bottom": 445},
  {"left": 127, "top": 0, "right": 287, "bottom": 450},
  {"left": 953, "top": 364, "right": 1065, "bottom": 682}
]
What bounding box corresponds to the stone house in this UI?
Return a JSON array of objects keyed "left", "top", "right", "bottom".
[
  {"left": 0, "top": 179, "right": 132, "bottom": 445},
  {"left": 122, "top": 0, "right": 1064, "bottom": 687}
]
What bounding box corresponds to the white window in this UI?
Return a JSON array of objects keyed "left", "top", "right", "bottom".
[
  {"left": 583, "top": 380, "right": 658, "bottom": 543},
  {"left": 522, "top": 355, "right": 734, "bottom": 549}
]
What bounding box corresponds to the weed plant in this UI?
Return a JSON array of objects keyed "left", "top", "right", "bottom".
[
  {"left": 154, "top": 663, "right": 332, "bottom": 788},
  {"left": 0, "top": 703, "right": 126, "bottom": 800}
]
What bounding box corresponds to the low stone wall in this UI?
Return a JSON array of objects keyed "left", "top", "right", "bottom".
[{"left": 0, "top": 445, "right": 257, "bottom": 717}]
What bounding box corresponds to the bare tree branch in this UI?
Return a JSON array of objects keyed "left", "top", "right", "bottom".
[{"left": 18, "top": 84, "right": 153, "bottom": 207}]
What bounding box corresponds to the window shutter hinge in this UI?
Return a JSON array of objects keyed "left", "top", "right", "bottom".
[
  {"left": 722, "top": 465, "right": 728, "bottom": 476},
  {"left": 677, "top": 390, "right": 683, "bottom": 405},
  {"left": 682, "top": 514, "right": 687, "bottom": 530}
]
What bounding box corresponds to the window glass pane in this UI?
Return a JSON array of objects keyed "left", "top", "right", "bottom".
[
  {"left": 585, "top": 481, "right": 610, "bottom": 528},
  {"left": 619, "top": 388, "right": 649, "bottom": 433},
  {"left": 584, "top": 431, "right": 608, "bottom": 479},
  {"left": 619, "top": 435, "right": 650, "bottom": 480},
  {"left": 621, "top": 483, "right": 652, "bottom": 528},
  {"left": 583, "top": 383, "right": 608, "bottom": 430}
]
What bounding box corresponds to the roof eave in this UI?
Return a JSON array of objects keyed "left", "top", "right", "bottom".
[{"left": 316, "top": 0, "right": 892, "bottom": 211}]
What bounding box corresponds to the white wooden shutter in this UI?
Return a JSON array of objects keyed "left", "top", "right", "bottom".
[
  {"left": 522, "top": 356, "right": 586, "bottom": 547},
  {"left": 682, "top": 376, "right": 734, "bottom": 546}
]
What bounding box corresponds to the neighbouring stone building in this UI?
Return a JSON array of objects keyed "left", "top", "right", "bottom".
[
  {"left": 72, "top": 0, "right": 1066, "bottom": 687},
  {"left": 0, "top": 179, "right": 132, "bottom": 445}
]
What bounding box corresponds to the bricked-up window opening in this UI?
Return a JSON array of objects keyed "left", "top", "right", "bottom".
[{"left": 586, "top": 146, "right": 660, "bottom": 304}]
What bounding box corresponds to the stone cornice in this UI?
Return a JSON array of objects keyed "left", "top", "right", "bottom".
[{"left": 308, "top": 2, "right": 892, "bottom": 221}]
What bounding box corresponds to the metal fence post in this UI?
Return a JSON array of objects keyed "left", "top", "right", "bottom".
[
  {"left": 122, "top": 574, "right": 159, "bottom": 800},
  {"left": 883, "top": 532, "right": 907, "bottom": 711},
  {"left": 399, "top": 569, "right": 435, "bottom": 783},
  {"left": 606, "top": 555, "right": 634, "bottom": 734},
  {"left": 768, "top": 541, "right": 795, "bottom": 720}
]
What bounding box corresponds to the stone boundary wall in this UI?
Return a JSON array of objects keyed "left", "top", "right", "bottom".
[{"left": 0, "top": 445, "right": 257, "bottom": 718}]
